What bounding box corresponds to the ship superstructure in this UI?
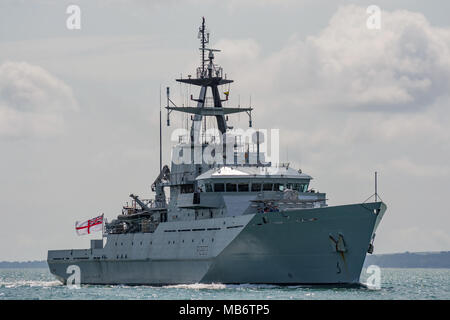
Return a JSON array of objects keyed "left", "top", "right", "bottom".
[{"left": 47, "top": 18, "right": 386, "bottom": 285}]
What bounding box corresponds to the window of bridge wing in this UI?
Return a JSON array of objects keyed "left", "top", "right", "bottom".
[
  {"left": 181, "top": 184, "right": 194, "bottom": 194},
  {"left": 251, "top": 183, "right": 262, "bottom": 192},
  {"left": 303, "top": 183, "right": 309, "bottom": 192},
  {"left": 263, "top": 183, "right": 273, "bottom": 191},
  {"left": 205, "top": 183, "right": 213, "bottom": 192},
  {"left": 274, "top": 183, "right": 285, "bottom": 192},
  {"left": 238, "top": 183, "right": 249, "bottom": 192},
  {"left": 226, "top": 183, "right": 237, "bottom": 192},
  {"left": 214, "top": 183, "right": 225, "bottom": 192},
  {"left": 291, "top": 183, "right": 309, "bottom": 192}
]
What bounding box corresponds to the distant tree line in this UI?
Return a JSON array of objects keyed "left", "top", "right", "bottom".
[
  {"left": 0, "top": 260, "right": 47, "bottom": 268},
  {"left": 364, "top": 251, "right": 450, "bottom": 268}
]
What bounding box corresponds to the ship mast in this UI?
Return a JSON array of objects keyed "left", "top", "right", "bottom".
[{"left": 166, "top": 17, "right": 253, "bottom": 148}]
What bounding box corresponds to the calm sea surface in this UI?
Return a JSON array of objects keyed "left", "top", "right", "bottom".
[{"left": 0, "top": 268, "right": 449, "bottom": 300}]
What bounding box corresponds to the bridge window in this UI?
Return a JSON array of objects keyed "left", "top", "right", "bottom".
[
  {"left": 251, "top": 183, "right": 262, "bottom": 192},
  {"left": 263, "top": 183, "right": 273, "bottom": 191},
  {"left": 226, "top": 183, "right": 237, "bottom": 192},
  {"left": 214, "top": 183, "right": 225, "bottom": 192},
  {"left": 274, "top": 183, "right": 285, "bottom": 191},
  {"left": 181, "top": 184, "right": 194, "bottom": 194},
  {"left": 292, "top": 183, "right": 309, "bottom": 192},
  {"left": 205, "top": 183, "right": 213, "bottom": 192},
  {"left": 238, "top": 183, "right": 249, "bottom": 192}
]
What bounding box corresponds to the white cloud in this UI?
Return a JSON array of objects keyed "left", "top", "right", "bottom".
[
  {"left": 211, "top": 5, "right": 450, "bottom": 182},
  {"left": 382, "top": 227, "right": 450, "bottom": 253},
  {"left": 386, "top": 157, "right": 450, "bottom": 178},
  {"left": 0, "top": 61, "right": 78, "bottom": 139},
  {"left": 218, "top": 5, "right": 450, "bottom": 112}
]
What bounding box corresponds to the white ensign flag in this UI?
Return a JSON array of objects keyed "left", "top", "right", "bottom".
[{"left": 75, "top": 214, "right": 104, "bottom": 236}]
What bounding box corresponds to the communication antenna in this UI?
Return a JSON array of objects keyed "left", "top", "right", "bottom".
[
  {"left": 362, "top": 171, "right": 383, "bottom": 204},
  {"left": 198, "top": 16, "right": 210, "bottom": 78},
  {"left": 375, "top": 171, "right": 378, "bottom": 202},
  {"left": 159, "top": 85, "right": 162, "bottom": 172},
  {"left": 166, "top": 87, "right": 170, "bottom": 126}
]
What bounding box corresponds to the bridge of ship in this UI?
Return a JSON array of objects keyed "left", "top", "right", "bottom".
[
  {"left": 167, "top": 165, "right": 328, "bottom": 213},
  {"left": 195, "top": 165, "right": 312, "bottom": 193}
]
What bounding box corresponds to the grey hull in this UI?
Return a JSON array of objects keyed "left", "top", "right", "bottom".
[{"left": 48, "top": 202, "right": 385, "bottom": 285}]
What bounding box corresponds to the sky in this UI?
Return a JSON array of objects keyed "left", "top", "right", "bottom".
[{"left": 0, "top": 0, "right": 450, "bottom": 260}]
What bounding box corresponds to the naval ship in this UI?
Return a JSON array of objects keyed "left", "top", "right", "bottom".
[{"left": 47, "top": 18, "right": 386, "bottom": 285}]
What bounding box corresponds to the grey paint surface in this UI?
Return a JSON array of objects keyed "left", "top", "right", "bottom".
[{"left": 48, "top": 202, "right": 385, "bottom": 285}]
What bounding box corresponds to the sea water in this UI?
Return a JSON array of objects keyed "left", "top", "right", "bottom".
[{"left": 0, "top": 268, "right": 449, "bottom": 300}]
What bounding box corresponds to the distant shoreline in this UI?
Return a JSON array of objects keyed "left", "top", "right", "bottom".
[
  {"left": 1, "top": 251, "right": 449, "bottom": 269},
  {"left": 0, "top": 261, "right": 47, "bottom": 268},
  {"left": 364, "top": 251, "right": 450, "bottom": 268}
]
